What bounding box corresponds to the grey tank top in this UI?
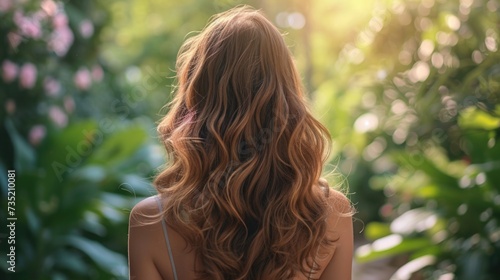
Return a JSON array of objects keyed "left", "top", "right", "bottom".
[{"left": 155, "top": 195, "right": 316, "bottom": 280}]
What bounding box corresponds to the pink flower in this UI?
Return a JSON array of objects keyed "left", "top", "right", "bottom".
[
  {"left": 0, "top": 0, "right": 13, "bottom": 12},
  {"left": 79, "top": 19, "right": 94, "bottom": 38},
  {"left": 29, "top": 125, "right": 46, "bottom": 146},
  {"left": 5, "top": 99, "right": 15, "bottom": 114},
  {"left": 13, "top": 10, "right": 23, "bottom": 24},
  {"left": 21, "top": 19, "right": 42, "bottom": 39},
  {"left": 49, "top": 25, "right": 74, "bottom": 56},
  {"left": 7, "top": 32, "right": 22, "bottom": 49},
  {"left": 64, "top": 96, "right": 75, "bottom": 113},
  {"left": 14, "top": 11, "right": 42, "bottom": 39},
  {"left": 73, "top": 68, "right": 92, "bottom": 90},
  {"left": 19, "top": 63, "right": 37, "bottom": 89},
  {"left": 43, "top": 77, "right": 61, "bottom": 97},
  {"left": 2, "top": 60, "right": 18, "bottom": 82},
  {"left": 33, "top": 10, "right": 48, "bottom": 22},
  {"left": 91, "top": 64, "right": 103, "bottom": 82},
  {"left": 49, "top": 106, "right": 68, "bottom": 128},
  {"left": 52, "top": 12, "right": 68, "bottom": 29},
  {"left": 380, "top": 203, "right": 393, "bottom": 218},
  {"left": 41, "top": 0, "right": 57, "bottom": 17}
]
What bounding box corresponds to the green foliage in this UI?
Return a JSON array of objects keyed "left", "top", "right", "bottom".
[
  {"left": 1, "top": 117, "right": 159, "bottom": 279},
  {"left": 0, "top": 1, "right": 161, "bottom": 279},
  {"left": 357, "top": 115, "right": 500, "bottom": 278},
  {"left": 333, "top": 0, "right": 500, "bottom": 278}
]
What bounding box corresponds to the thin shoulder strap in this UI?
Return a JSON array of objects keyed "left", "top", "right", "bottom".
[
  {"left": 155, "top": 195, "right": 179, "bottom": 280},
  {"left": 307, "top": 247, "right": 320, "bottom": 280}
]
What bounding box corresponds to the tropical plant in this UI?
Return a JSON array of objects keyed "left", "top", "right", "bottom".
[
  {"left": 0, "top": 1, "right": 162, "bottom": 279},
  {"left": 357, "top": 107, "right": 500, "bottom": 279},
  {"left": 342, "top": 0, "right": 500, "bottom": 278}
]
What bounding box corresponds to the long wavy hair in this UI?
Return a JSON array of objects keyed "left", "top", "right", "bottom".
[{"left": 153, "top": 6, "right": 337, "bottom": 280}]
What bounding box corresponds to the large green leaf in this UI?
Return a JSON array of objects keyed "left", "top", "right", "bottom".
[
  {"left": 393, "top": 152, "right": 459, "bottom": 189},
  {"left": 39, "top": 121, "right": 99, "bottom": 184},
  {"left": 356, "top": 234, "right": 433, "bottom": 263},
  {"left": 52, "top": 250, "right": 88, "bottom": 276},
  {"left": 4, "top": 119, "right": 36, "bottom": 172},
  {"left": 65, "top": 235, "right": 128, "bottom": 278},
  {"left": 86, "top": 125, "right": 148, "bottom": 166},
  {"left": 68, "top": 165, "right": 107, "bottom": 183},
  {"left": 45, "top": 182, "right": 100, "bottom": 231}
]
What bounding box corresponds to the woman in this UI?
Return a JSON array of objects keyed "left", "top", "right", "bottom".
[{"left": 128, "top": 6, "right": 353, "bottom": 280}]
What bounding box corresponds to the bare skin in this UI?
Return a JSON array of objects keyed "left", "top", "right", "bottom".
[{"left": 128, "top": 189, "right": 353, "bottom": 280}]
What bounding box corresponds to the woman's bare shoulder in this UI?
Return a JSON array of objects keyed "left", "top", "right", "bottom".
[
  {"left": 129, "top": 195, "right": 162, "bottom": 225},
  {"left": 325, "top": 189, "right": 353, "bottom": 216}
]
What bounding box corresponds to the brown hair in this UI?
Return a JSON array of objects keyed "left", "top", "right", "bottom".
[{"left": 153, "top": 6, "right": 338, "bottom": 280}]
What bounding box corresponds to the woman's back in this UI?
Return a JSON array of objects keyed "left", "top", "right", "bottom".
[
  {"left": 129, "top": 188, "right": 353, "bottom": 280},
  {"left": 128, "top": 6, "right": 354, "bottom": 280}
]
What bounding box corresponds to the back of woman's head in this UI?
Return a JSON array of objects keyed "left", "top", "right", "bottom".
[{"left": 154, "top": 5, "right": 335, "bottom": 280}]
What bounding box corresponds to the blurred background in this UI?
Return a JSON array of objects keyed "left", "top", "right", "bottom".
[{"left": 1, "top": 0, "right": 499, "bottom": 279}]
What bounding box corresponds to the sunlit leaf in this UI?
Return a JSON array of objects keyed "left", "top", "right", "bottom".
[
  {"left": 393, "top": 152, "right": 458, "bottom": 188},
  {"left": 459, "top": 107, "right": 500, "bottom": 131},
  {"left": 390, "top": 208, "right": 437, "bottom": 235},
  {"left": 356, "top": 235, "right": 432, "bottom": 263},
  {"left": 390, "top": 255, "right": 436, "bottom": 280},
  {"left": 69, "top": 165, "right": 107, "bottom": 183},
  {"left": 365, "top": 222, "right": 392, "bottom": 240}
]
